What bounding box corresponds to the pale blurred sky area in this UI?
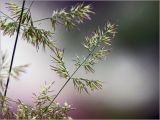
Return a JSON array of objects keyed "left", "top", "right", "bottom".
[{"left": 0, "top": 0, "right": 159, "bottom": 119}]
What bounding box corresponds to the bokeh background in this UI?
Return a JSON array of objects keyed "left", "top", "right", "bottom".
[{"left": 0, "top": 0, "right": 159, "bottom": 119}]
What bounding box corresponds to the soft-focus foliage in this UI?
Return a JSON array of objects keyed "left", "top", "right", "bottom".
[
  {"left": 0, "top": 82, "right": 72, "bottom": 119},
  {"left": 0, "top": 52, "right": 28, "bottom": 94},
  {"left": 31, "top": 82, "right": 72, "bottom": 119}
]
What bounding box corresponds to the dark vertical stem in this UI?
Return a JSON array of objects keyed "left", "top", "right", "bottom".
[{"left": 3, "top": 0, "right": 26, "bottom": 98}]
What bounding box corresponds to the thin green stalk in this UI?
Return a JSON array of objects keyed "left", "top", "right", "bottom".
[
  {"left": 0, "top": 11, "right": 15, "bottom": 22},
  {"left": 43, "top": 42, "right": 99, "bottom": 113},
  {"left": 26, "top": 1, "right": 35, "bottom": 27},
  {"left": 26, "top": 0, "right": 35, "bottom": 14},
  {"left": 33, "top": 17, "right": 64, "bottom": 25},
  {"left": 33, "top": 17, "right": 51, "bottom": 23}
]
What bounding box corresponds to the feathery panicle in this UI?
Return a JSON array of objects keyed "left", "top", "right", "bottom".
[
  {"left": 6, "top": 2, "right": 33, "bottom": 25},
  {"left": 2, "top": 82, "right": 73, "bottom": 119},
  {"left": 51, "top": 3, "right": 93, "bottom": 30},
  {"left": 75, "top": 21, "right": 117, "bottom": 73},
  {"left": 72, "top": 78, "right": 102, "bottom": 93},
  {"left": 22, "top": 27, "right": 54, "bottom": 50},
  {"left": 83, "top": 22, "right": 117, "bottom": 52},
  {"left": 72, "top": 22, "right": 117, "bottom": 93},
  {"left": 0, "top": 20, "right": 17, "bottom": 36},
  {"left": 30, "top": 82, "right": 72, "bottom": 119},
  {"left": 50, "top": 48, "right": 70, "bottom": 79}
]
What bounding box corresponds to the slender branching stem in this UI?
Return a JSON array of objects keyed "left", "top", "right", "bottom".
[
  {"left": 0, "top": 11, "right": 25, "bottom": 30},
  {"left": 26, "top": 0, "right": 35, "bottom": 14},
  {"left": 43, "top": 42, "right": 99, "bottom": 113},
  {"left": 6, "top": 97, "right": 33, "bottom": 108},
  {"left": 33, "top": 17, "right": 64, "bottom": 25},
  {"left": 0, "top": 11, "right": 15, "bottom": 22},
  {"left": 33, "top": 17, "right": 51, "bottom": 23}
]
